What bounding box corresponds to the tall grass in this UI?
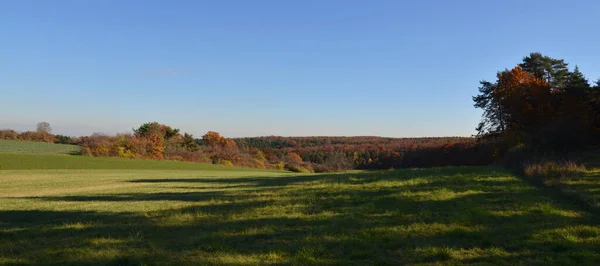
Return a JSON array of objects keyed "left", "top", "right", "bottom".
[{"left": 523, "top": 160, "right": 587, "bottom": 181}]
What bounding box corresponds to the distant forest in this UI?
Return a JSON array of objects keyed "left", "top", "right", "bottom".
[{"left": 2, "top": 52, "right": 598, "bottom": 172}]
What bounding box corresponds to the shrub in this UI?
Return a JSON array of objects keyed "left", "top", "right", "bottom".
[
  {"left": 167, "top": 155, "right": 185, "bottom": 162},
  {"left": 81, "top": 147, "right": 92, "bottom": 156},
  {"left": 217, "top": 159, "right": 233, "bottom": 167},
  {"left": 502, "top": 144, "right": 530, "bottom": 169},
  {"left": 311, "top": 163, "right": 329, "bottom": 173},
  {"left": 285, "top": 152, "right": 303, "bottom": 163},
  {"left": 18, "top": 131, "right": 56, "bottom": 143},
  {"left": 55, "top": 135, "right": 72, "bottom": 144},
  {"left": 322, "top": 152, "right": 353, "bottom": 172},
  {"left": 270, "top": 161, "right": 285, "bottom": 170},
  {"left": 523, "top": 160, "right": 587, "bottom": 181},
  {"left": 148, "top": 134, "right": 164, "bottom": 159},
  {"left": 249, "top": 158, "right": 266, "bottom": 169},
  {"left": 285, "top": 163, "right": 314, "bottom": 173},
  {"left": 79, "top": 135, "right": 114, "bottom": 157},
  {"left": 0, "top": 129, "right": 18, "bottom": 140},
  {"left": 117, "top": 146, "right": 134, "bottom": 158}
]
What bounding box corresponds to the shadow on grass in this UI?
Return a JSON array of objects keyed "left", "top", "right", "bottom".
[
  {"left": 2, "top": 166, "right": 600, "bottom": 265},
  {"left": 23, "top": 192, "right": 233, "bottom": 202}
]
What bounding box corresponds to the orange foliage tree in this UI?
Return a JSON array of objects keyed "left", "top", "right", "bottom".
[
  {"left": 202, "top": 131, "right": 227, "bottom": 146},
  {"left": 494, "top": 66, "right": 552, "bottom": 135}
]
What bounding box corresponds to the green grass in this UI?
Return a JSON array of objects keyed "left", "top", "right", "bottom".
[
  {"left": 541, "top": 168, "right": 600, "bottom": 209},
  {"left": 0, "top": 153, "right": 267, "bottom": 171},
  {"left": 521, "top": 148, "right": 600, "bottom": 210},
  {"left": 0, "top": 139, "right": 80, "bottom": 155},
  {"left": 1, "top": 155, "right": 600, "bottom": 265}
]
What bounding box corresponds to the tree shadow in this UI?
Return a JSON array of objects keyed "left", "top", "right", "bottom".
[
  {"left": 2, "top": 167, "right": 600, "bottom": 265},
  {"left": 22, "top": 191, "right": 233, "bottom": 202}
]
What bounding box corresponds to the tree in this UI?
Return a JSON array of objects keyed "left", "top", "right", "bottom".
[
  {"left": 181, "top": 133, "right": 199, "bottom": 152},
  {"left": 55, "top": 135, "right": 72, "bottom": 144},
  {"left": 134, "top": 122, "right": 180, "bottom": 140},
  {"left": 590, "top": 79, "right": 600, "bottom": 132},
  {"left": 519, "top": 52, "right": 569, "bottom": 91},
  {"left": 202, "top": 131, "right": 226, "bottom": 146},
  {"left": 36, "top": 122, "right": 51, "bottom": 133},
  {"left": 474, "top": 53, "right": 600, "bottom": 151},
  {"left": 558, "top": 66, "right": 591, "bottom": 119},
  {"left": 473, "top": 81, "right": 505, "bottom": 136},
  {"left": 473, "top": 66, "right": 551, "bottom": 142},
  {"left": 285, "top": 152, "right": 303, "bottom": 164},
  {"left": 148, "top": 134, "right": 164, "bottom": 159}
]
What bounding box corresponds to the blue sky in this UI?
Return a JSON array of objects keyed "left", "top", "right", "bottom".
[{"left": 1, "top": 0, "right": 599, "bottom": 137}]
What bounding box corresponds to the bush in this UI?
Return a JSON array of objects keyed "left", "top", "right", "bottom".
[
  {"left": 248, "top": 158, "right": 266, "bottom": 169},
  {"left": 524, "top": 160, "right": 587, "bottom": 181},
  {"left": 322, "top": 152, "right": 353, "bottom": 172},
  {"left": 55, "top": 135, "right": 72, "bottom": 144},
  {"left": 501, "top": 144, "right": 530, "bottom": 169},
  {"left": 18, "top": 131, "right": 56, "bottom": 143},
  {"left": 270, "top": 161, "right": 285, "bottom": 170},
  {"left": 311, "top": 163, "right": 329, "bottom": 173},
  {"left": 285, "top": 163, "right": 314, "bottom": 173},
  {"left": 217, "top": 159, "right": 233, "bottom": 167},
  {"left": 0, "top": 129, "right": 18, "bottom": 140}
]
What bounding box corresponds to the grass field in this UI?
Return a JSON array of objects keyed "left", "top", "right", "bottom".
[
  {"left": 0, "top": 140, "right": 80, "bottom": 155},
  {"left": 2, "top": 155, "right": 600, "bottom": 265},
  {"left": 535, "top": 166, "right": 600, "bottom": 210},
  {"left": 0, "top": 153, "right": 265, "bottom": 171}
]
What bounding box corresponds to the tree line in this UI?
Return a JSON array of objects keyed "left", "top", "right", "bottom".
[{"left": 0, "top": 122, "right": 496, "bottom": 172}]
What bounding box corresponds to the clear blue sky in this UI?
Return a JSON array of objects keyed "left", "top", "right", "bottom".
[{"left": 2, "top": 0, "right": 599, "bottom": 137}]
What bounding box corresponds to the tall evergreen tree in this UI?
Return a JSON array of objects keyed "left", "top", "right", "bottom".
[
  {"left": 519, "top": 52, "right": 569, "bottom": 91},
  {"left": 564, "top": 66, "right": 590, "bottom": 95}
]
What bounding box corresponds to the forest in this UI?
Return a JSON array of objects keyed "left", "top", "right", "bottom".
[{"left": 1, "top": 52, "right": 598, "bottom": 174}]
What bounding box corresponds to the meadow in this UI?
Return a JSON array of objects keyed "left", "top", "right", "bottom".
[
  {"left": 1, "top": 153, "right": 600, "bottom": 265},
  {"left": 0, "top": 140, "right": 80, "bottom": 155}
]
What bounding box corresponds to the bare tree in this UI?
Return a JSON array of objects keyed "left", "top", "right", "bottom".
[{"left": 36, "top": 122, "right": 51, "bottom": 133}]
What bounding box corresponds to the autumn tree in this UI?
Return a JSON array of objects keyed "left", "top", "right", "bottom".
[
  {"left": 148, "top": 134, "right": 165, "bottom": 159},
  {"left": 202, "top": 131, "right": 227, "bottom": 146},
  {"left": 474, "top": 66, "right": 551, "bottom": 145},
  {"left": 134, "top": 122, "right": 180, "bottom": 140},
  {"left": 285, "top": 152, "right": 303, "bottom": 164},
  {"left": 475, "top": 53, "right": 600, "bottom": 151},
  {"left": 36, "top": 122, "right": 51, "bottom": 133}
]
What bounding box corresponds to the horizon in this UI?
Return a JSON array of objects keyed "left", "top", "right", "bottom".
[
  {"left": 0, "top": 121, "right": 475, "bottom": 139},
  {"left": 2, "top": 0, "right": 600, "bottom": 137}
]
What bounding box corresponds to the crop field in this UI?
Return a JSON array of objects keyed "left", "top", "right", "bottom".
[
  {"left": 0, "top": 140, "right": 80, "bottom": 155},
  {"left": 1, "top": 154, "right": 600, "bottom": 265}
]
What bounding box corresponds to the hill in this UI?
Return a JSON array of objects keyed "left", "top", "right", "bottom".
[
  {"left": 0, "top": 139, "right": 80, "bottom": 155},
  {"left": 0, "top": 153, "right": 270, "bottom": 171}
]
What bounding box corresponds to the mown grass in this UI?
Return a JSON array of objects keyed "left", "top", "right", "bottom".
[
  {"left": 0, "top": 139, "right": 81, "bottom": 155},
  {"left": 1, "top": 156, "right": 600, "bottom": 265}
]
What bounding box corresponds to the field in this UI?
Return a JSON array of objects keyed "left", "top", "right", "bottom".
[
  {"left": 2, "top": 154, "right": 600, "bottom": 265},
  {"left": 0, "top": 140, "right": 80, "bottom": 155}
]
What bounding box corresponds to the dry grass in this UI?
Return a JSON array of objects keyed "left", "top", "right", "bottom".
[{"left": 524, "top": 160, "right": 587, "bottom": 181}]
